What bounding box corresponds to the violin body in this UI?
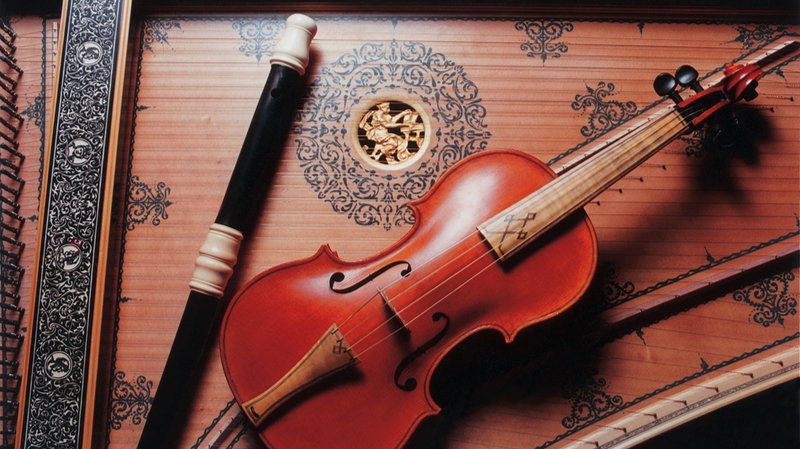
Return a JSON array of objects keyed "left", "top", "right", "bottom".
[{"left": 220, "top": 149, "right": 597, "bottom": 448}]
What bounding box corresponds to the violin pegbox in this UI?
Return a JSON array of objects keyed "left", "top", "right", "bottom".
[
  {"left": 654, "top": 61, "right": 765, "bottom": 132},
  {"left": 666, "top": 40, "right": 800, "bottom": 122}
]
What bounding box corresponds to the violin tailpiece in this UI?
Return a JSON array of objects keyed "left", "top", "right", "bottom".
[{"left": 242, "top": 324, "right": 360, "bottom": 426}]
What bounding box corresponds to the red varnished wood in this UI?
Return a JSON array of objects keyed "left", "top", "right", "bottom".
[{"left": 220, "top": 149, "right": 597, "bottom": 449}]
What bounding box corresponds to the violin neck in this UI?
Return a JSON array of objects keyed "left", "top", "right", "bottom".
[{"left": 479, "top": 108, "right": 690, "bottom": 260}]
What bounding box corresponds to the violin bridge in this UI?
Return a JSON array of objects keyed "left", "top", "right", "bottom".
[
  {"left": 241, "top": 323, "right": 359, "bottom": 426},
  {"left": 378, "top": 287, "right": 410, "bottom": 331}
]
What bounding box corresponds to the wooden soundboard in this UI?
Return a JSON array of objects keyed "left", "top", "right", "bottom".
[{"left": 5, "top": 2, "right": 799, "bottom": 448}]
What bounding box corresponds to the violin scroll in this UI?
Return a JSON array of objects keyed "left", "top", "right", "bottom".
[{"left": 721, "top": 63, "right": 762, "bottom": 102}]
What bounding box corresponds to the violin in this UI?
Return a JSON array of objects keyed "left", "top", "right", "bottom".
[{"left": 219, "top": 41, "right": 798, "bottom": 449}]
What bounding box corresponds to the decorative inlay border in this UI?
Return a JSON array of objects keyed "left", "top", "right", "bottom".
[
  {"left": 597, "top": 227, "right": 799, "bottom": 310},
  {"left": 561, "top": 368, "right": 624, "bottom": 429},
  {"left": 104, "top": 14, "right": 179, "bottom": 445},
  {"left": 733, "top": 270, "right": 797, "bottom": 327},
  {"left": 232, "top": 18, "right": 283, "bottom": 61},
  {"left": 190, "top": 398, "right": 237, "bottom": 449},
  {"left": 537, "top": 333, "right": 799, "bottom": 448},
  {"left": 515, "top": 19, "right": 574, "bottom": 63},
  {"left": 598, "top": 357, "right": 799, "bottom": 448},
  {"left": 19, "top": 0, "right": 127, "bottom": 448},
  {"left": 20, "top": 16, "right": 48, "bottom": 199},
  {"left": 730, "top": 24, "right": 790, "bottom": 50},
  {"left": 142, "top": 18, "right": 180, "bottom": 53},
  {"left": 126, "top": 176, "right": 172, "bottom": 231},
  {"left": 571, "top": 82, "right": 639, "bottom": 139},
  {"left": 297, "top": 39, "right": 491, "bottom": 230},
  {"left": 595, "top": 264, "right": 636, "bottom": 308},
  {"left": 108, "top": 371, "right": 152, "bottom": 430}
]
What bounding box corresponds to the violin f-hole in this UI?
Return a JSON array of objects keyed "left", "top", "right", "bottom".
[
  {"left": 329, "top": 260, "right": 412, "bottom": 294},
  {"left": 394, "top": 312, "right": 450, "bottom": 392}
]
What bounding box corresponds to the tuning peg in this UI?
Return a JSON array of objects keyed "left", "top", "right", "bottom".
[
  {"left": 654, "top": 72, "right": 683, "bottom": 104},
  {"left": 676, "top": 65, "right": 703, "bottom": 92}
]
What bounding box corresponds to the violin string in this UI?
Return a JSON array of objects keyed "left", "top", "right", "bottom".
[
  {"left": 356, "top": 113, "right": 697, "bottom": 357},
  {"left": 343, "top": 103, "right": 704, "bottom": 357},
  {"left": 336, "top": 208, "right": 510, "bottom": 334},
  {"left": 338, "top": 220, "right": 492, "bottom": 335},
  {"left": 345, "top": 106, "right": 701, "bottom": 355},
  {"left": 337, "top": 290, "right": 381, "bottom": 330},
  {"left": 351, "top": 235, "right": 497, "bottom": 355},
  {"left": 346, "top": 233, "right": 489, "bottom": 349}
]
